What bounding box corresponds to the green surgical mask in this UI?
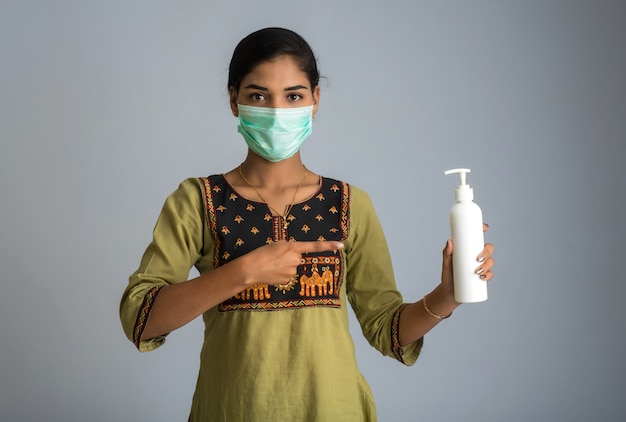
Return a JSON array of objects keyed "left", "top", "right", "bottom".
[{"left": 237, "top": 104, "right": 313, "bottom": 162}]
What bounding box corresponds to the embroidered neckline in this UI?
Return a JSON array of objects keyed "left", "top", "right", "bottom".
[
  {"left": 238, "top": 164, "right": 308, "bottom": 229},
  {"left": 221, "top": 173, "right": 324, "bottom": 210}
]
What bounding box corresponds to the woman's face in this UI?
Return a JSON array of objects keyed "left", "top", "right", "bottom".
[{"left": 230, "top": 55, "right": 320, "bottom": 116}]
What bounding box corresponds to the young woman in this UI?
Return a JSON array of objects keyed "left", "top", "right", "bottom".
[{"left": 120, "top": 27, "right": 494, "bottom": 421}]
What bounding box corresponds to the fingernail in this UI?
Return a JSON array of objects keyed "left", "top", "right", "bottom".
[
  {"left": 480, "top": 274, "right": 487, "bottom": 280},
  {"left": 477, "top": 255, "right": 485, "bottom": 262},
  {"left": 476, "top": 267, "right": 484, "bottom": 275}
]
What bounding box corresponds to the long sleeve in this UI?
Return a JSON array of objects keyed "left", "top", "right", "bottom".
[
  {"left": 344, "top": 186, "right": 423, "bottom": 365},
  {"left": 119, "top": 178, "right": 214, "bottom": 352}
]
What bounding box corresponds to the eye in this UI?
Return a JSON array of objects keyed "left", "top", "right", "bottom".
[
  {"left": 250, "top": 92, "right": 267, "bottom": 102},
  {"left": 287, "top": 93, "right": 303, "bottom": 102}
]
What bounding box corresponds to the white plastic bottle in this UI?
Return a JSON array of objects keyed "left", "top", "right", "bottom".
[{"left": 444, "top": 168, "right": 488, "bottom": 303}]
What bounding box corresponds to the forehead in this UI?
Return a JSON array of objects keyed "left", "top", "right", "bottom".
[{"left": 240, "top": 55, "right": 310, "bottom": 89}]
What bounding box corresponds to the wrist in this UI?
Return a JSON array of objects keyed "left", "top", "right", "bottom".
[
  {"left": 434, "top": 283, "right": 459, "bottom": 305},
  {"left": 425, "top": 285, "right": 460, "bottom": 318},
  {"left": 222, "top": 254, "right": 255, "bottom": 289}
]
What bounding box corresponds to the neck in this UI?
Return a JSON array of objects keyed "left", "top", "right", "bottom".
[{"left": 239, "top": 152, "right": 306, "bottom": 189}]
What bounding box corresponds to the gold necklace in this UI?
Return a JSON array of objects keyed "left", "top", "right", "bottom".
[{"left": 238, "top": 163, "right": 308, "bottom": 229}]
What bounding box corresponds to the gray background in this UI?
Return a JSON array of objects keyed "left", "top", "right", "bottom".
[{"left": 1, "top": 1, "right": 624, "bottom": 421}]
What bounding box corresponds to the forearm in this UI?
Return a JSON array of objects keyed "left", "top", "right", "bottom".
[
  {"left": 139, "top": 240, "right": 341, "bottom": 341},
  {"left": 398, "top": 284, "right": 460, "bottom": 347},
  {"left": 140, "top": 259, "right": 250, "bottom": 341}
]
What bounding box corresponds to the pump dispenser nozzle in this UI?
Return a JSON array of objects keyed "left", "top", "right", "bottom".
[{"left": 445, "top": 168, "right": 474, "bottom": 201}]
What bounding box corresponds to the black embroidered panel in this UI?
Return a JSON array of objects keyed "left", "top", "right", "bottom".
[{"left": 201, "top": 175, "right": 350, "bottom": 312}]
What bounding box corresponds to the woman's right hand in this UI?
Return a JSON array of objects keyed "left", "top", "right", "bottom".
[{"left": 238, "top": 240, "right": 344, "bottom": 286}]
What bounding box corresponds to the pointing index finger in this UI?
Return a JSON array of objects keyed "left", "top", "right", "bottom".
[{"left": 292, "top": 240, "right": 344, "bottom": 254}]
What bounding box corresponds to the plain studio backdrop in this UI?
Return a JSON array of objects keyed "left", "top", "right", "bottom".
[{"left": 1, "top": 1, "right": 624, "bottom": 421}]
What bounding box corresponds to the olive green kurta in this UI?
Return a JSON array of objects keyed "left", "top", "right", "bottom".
[{"left": 120, "top": 176, "right": 422, "bottom": 421}]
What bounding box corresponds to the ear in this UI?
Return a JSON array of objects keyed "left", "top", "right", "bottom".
[
  {"left": 312, "top": 85, "right": 320, "bottom": 117},
  {"left": 229, "top": 87, "right": 238, "bottom": 117}
]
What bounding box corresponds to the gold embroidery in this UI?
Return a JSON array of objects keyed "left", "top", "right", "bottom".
[
  {"left": 201, "top": 178, "right": 220, "bottom": 270},
  {"left": 341, "top": 182, "right": 349, "bottom": 238},
  {"left": 208, "top": 175, "right": 348, "bottom": 313},
  {"left": 276, "top": 276, "right": 298, "bottom": 294},
  {"left": 273, "top": 215, "right": 286, "bottom": 240},
  {"left": 236, "top": 283, "right": 271, "bottom": 300},
  {"left": 299, "top": 264, "right": 334, "bottom": 297},
  {"left": 220, "top": 298, "right": 341, "bottom": 311}
]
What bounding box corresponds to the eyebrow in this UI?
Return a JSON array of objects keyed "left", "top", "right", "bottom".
[
  {"left": 284, "top": 85, "right": 309, "bottom": 91},
  {"left": 243, "top": 84, "right": 309, "bottom": 91}
]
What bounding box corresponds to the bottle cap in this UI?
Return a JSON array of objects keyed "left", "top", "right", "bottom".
[{"left": 444, "top": 168, "right": 474, "bottom": 201}]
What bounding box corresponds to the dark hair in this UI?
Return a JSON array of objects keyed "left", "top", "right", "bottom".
[{"left": 228, "top": 27, "right": 320, "bottom": 91}]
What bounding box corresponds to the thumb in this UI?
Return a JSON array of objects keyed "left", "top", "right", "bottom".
[
  {"left": 443, "top": 239, "right": 453, "bottom": 258},
  {"left": 442, "top": 239, "right": 453, "bottom": 271},
  {"left": 441, "top": 239, "right": 454, "bottom": 288}
]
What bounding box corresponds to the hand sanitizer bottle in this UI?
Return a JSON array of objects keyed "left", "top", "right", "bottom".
[{"left": 444, "top": 168, "right": 488, "bottom": 303}]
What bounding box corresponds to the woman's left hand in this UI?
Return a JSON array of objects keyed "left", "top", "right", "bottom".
[{"left": 441, "top": 223, "right": 495, "bottom": 298}]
